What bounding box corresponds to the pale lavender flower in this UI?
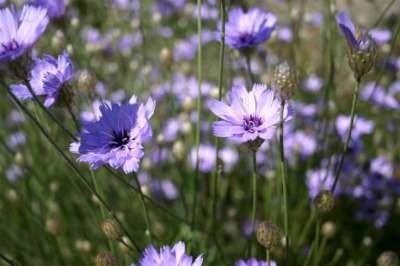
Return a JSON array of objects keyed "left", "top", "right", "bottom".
[
  {"left": 302, "top": 74, "right": 323, "bottom": 92},
  {"left": 277, "top": 26, "right": 292, "bottom": 43},
  {"left": 10, "top": 51, "right": 73, "bottom": 107},
  {"left": 139, "top": 241, "right": 202, "bottom": 266},
  {"left": 32, "top": 0, "right": 65, "bottom": 18},
  {"left": 335, "top": 115, "right": 374, "bottom": 141},
  {"left": 190, "top": 144, "right": 216, "bottom": 173},
  {"left": 370, "top": 156, "right": 393, "bottom": 179},
  {"left": 0, "top": 5, "right": 49, "bottom": 63},
  {"left": 236, "top": 258, "right": 277, "bottom": 266},
  {"left": 306, "top": 168, "right": 335, "bottom": 198},
  {"left": 208, "top": 84, "right": 291, "bottom": 144},
  {"left": 369, "top": 28, "right": 391, "bottom": 45},
  {"left": 223, "top": 7, "right": 277, "bottom": 49},
  {"left": 70, "top": 96, "right": 155, "bottom": 174}
]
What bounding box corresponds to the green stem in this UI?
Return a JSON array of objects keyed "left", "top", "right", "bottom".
[
  {"left": 211, "top": 0, "right": 226, "bottom": 234},
  {"left": 251, "top": 150, "right": 258, "bottom": 231},
  {"left": 132, "top": 173, "right": 153, "bottom": 242},
  {"left": 279, "top": 100, "right": 289, "bottom": 259},
  {"left": 266, "top": 249, "right": 270, "bottom": 266},
  {"left": 192, "top": 0, "right": 203, "bottom": 228},
  {"left": 245, "top": 53, "right": 255, "bottom": 85},
  {"left": 313, "top": 220, "right": 320, "bottom": 266},
  {"left": 331, "top": 79, "right": 360, "bottom": 193}
]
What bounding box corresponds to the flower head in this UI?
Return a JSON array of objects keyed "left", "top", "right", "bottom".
[
  {"left": 70, "top": 96, "right": 155, "bottom": 174},
  {"left": 139, "top": 241, "right": 203, "bottom": 266},
  {"left": 223, "top": 7, "right": 277, "bottom": 50},
  {"left": 10, "top": 51, "right": 74, "bottom": 107},
  {"left": 335, "top": 11, "right": 376, "bottom": 79},
  {"left": 0, "top": 5, "right": 49, "bottom": 63},
  {"left": 208, "top": 84, "right": 291, "bottom": 145}
]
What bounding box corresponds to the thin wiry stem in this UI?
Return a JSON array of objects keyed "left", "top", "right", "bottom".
[
  {"left": 279, "top": 100, "right": 289, "bottom": 260},
  {"left": 192, "top": 0, "right": 203, "bottom": 228},
  {"left": 313, "top": 220, "right": 320, "bottom": 266},
  {"left": 132, "top": 173, "right": 153, "bottom": 242},
  {"left": 211, "top": 0, "right": 226, "bottom": 234},
  {"left": 331, "top": 80, "right": 360, "bottom": 193}
]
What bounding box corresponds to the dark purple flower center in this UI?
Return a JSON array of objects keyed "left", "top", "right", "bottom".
[
  {"left": 238, "top": 32, "right": 253, "bottom": 44},
  {"left": 1, "top": 39, "right": 19, "bottom": 54},
  {"left": 109, "top": 129, "right": 130, "bottom": 149},
  {"left": 242, "top": 115, "right": 263, "bottom": 133}
]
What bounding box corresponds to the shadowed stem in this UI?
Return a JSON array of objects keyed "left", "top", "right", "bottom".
[
  {"left": 313, "top": 219, "right": 320, "bottom": 266},
  {"left": 132, "top": 173, "right": 153, "bottom": 242},
  {"left": 211, "top": 0, "right": 226, "bottom": 233},
  {"left": 192, "top": 0, "right": 203, "bottom": 228},
  {"left": 279, "top": 100, "right": 289, "bottom": 260},
  {"left": 245, "top": 53, "right": 255, "bottom": 85},
  {"left": 251, "top": 150, "right": 258, "bottom": 232},
  {"left": 4, "top": 84, "right": 141, "bottom": 253},
  {"left": 266, "top": 249, "right": 270, "bottom": 266},
  {"left": 331, "top": 79, "right": 361, "bottom": 193},
  {"left": 0, "top": 252, "right": 17, "bottom": 266}
]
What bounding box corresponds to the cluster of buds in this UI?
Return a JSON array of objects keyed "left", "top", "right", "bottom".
[
  {"left": 272, "top": 61, "right": 298, "bottom": 101},
  {"left": 377, "top": 251, "right": 399, "bottom": 266}
]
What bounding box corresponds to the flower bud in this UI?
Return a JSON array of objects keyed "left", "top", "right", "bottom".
[
  {"left": 348, "top": 34, "right": 377, "bottom": 81},
  {"left": 77, "top": 69, "right": 97, "bottom": 93},
  {"left": 314, "top": 190, "right": 335, "bottom": 214},
  {"left": 46, "top": 218, "right": 60, "bottom": 235},
  {"left": 159, "top": 47, "right": 173, "bottom": 68},
  {"left": 273, "top": 61, "right": 298, "bottom": 100},
  {"left": 256, "top": 221, "right": 281, "bottom": 249},
  {"left": 321, "top": 221, "right": 336, "bottom": 239},
  {"left": 377, "top": 251, "right": 399, "bottom": 266},
  {"left": 95, "top": 252, "right": 117, "bottom": 266},
  {"left": 101, "top": 218, "right": 123, "bottom": 241}
]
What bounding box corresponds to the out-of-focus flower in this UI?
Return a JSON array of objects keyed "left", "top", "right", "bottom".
[
  {"left": 7, "top": 131, "right": 26, "bottom": 149},
  {"left": 208, "top": 84, "right": 291, "bottom": 145},
  {"left": 70, "top": 96, "right": 155, "bottom": 174},
  {"left": 32, "top": 0, "right": 65, "bottom": 18},
  {"left": 306, "top": 168, "right": 335, "bottom": 198},
  {"left": 151, "top": 179, "right": 179, "bottom": 201},
  {"left": 0, "top": 5, "right": 49, "bottom": 63},
  {"left": 10, "top": 51, "right": 74, "bottom": 107},
  {"left": 368, "top": 28, "right": 391, "bottom": 45},
  {"left": 335, "top": 115, "right": 374, "bottom": 141},
  {"left": 190, "top": 144, "right": 216, "bottom": 173},
  {"left": 154, "top": 0, "right": 186, "bottom": 16},
  {"left": 370, "top": 156, "right": 393, "bottom": 179},
  {"left": 360, "top": 82, "right": 399, "bottom": 109},
  {"left": 223, "top": 8, "right": 277, "bottom": 50},
  {"left": 302, "top": 74, "right": 323, "bottom": 92},
  {"left": 236, "top": 258, "right": 277, "bottom": 266},
  {"left": 277, "top": 26, "right": 292, "bottom": 43},
  {"left": 138, "top": 241, "right": 203, "bottom": 266}
]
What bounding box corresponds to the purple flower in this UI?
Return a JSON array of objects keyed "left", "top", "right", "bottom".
[
  {"left": 154, "top": 0, "right": 186, "bottom": 16},
  {"left": 70, "top": 96, "right": 155, "bottom": 174},
  {"left": 368, "top": 28, "right": 391, "bottom": 45},
  {"left": 335, "top": 115, "right": 374, "bottom": 141},
  {"left": 302, "top": 74, "right": 323, "bottom": 92},
  {"left": 306, "top": 168, "right": 335, "bottom": 198},
  {"left": 236, "top": 258, "right": 277, "bottom": 266},
  {"left": 370, "top": 156, "right": 393, "bottom": 179},
  {"left": 10, "top": 51, "right": 74, "bottom": 107},
  {"left": 138, "top": 241, "right": 203, "bottom": 266},
  {"left": 335, "top": 11, "right": 373, "bottom": 51},
  {"left": 223, "top": 7, "right": 277, "bottom": 49},
  {"left": 208, "top": 84, "right": 291, "bottom": 143},
  {"left": 32, "top": 0, "right": 65, "bottom": 18},
  {"left": 0, "top": 5, "right": 49, "bottom": 63},
  {"left": 190, "top": 144, "right": 216, "bottom": 173}
]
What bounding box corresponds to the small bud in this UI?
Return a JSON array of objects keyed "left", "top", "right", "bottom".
[
  {"left": 95, "top": 252, "right": 117, "bottom": 266},
  {"left": 377, "top": 251, "right": 399, "bottom": 266},
  {"left": 273, "top": 61, "right": 298, "bottom": 100},
  {"left": 14, "top": 152, "right": 24, "bottom": 166},
  {"left": 321, "top": 221, "right": 336, "bottom": 239},
  {"left": 101, "top": 218, "right": 123, "bottom": 241},
  {"left": 75, "top": 239, "right": 91, "bottom": 253},
  {"left": 46, "top": 218, "right": 60, "bottom": 235},
  {"left": 172, "top": 141, "right": 186, "bottom": 160},
  {"left": 256, "top": 221, "right": 281, "bottom": 249},
  {"left": 348, "top": 34, "right": 377, "bottom": 81},
  {"left": 51, "top": 30, "right": 66, "bottom": 51},
  {"left": 159, "top": 47, "right": 173, "bottom": 68},
  {"left": 314, "top": 190, "right": 335, "bottom": 214},
  {"left": 77, "top": 70, "right": 97, "bottom": 93}
]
